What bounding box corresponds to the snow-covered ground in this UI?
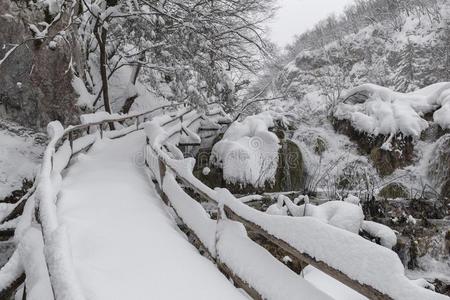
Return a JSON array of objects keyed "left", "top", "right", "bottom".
[
  {"left": 56, "top": 131, "right": 247, "bottom": 300},
  {"left": 0, "top": 122, "right": 44, "bottom": 199}
]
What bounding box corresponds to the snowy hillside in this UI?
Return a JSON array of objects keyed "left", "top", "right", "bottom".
[{"left": 0, "top": 120, "right": 43, "bottom": 199}]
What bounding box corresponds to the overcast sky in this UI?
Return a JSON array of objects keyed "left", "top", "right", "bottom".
[{"left": 267, "top": 0, "right": 354, "bottom": 47}]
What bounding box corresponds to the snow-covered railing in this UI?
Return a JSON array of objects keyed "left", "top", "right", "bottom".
[
  {"left": 144, "top": 120, "right": 331, "bottom": 300},
  {"left": 1, "top": 103, "right": 188, "bottom": 300},
  {"left": 143, "top": 118, "right": 449, "bottom": 300}
]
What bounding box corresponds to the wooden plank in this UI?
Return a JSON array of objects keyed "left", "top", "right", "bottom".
[
  {"left": 198, "top": 127, "right": 220, "bottom": 131},
  {"left": 0, "top": 228, "right": 15, "bottom": 241},
  {"left": 0, "top": 273, "right": 25, "bottom": 300},
  {"left": 223, "top": 205, "right": 392, "bottom": 300},
  {"left": 0, "top": 196, "right": 28, "bottom": 224},
  {"left": 158, "top": 159, "right": 169, "bottom": 205}
]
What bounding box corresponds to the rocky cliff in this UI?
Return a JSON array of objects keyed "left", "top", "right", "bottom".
[{"left": 0, "top": 0, "right": 84, "bottom": 130}]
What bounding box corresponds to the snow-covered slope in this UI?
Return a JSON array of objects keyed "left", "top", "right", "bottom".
[{"left": 0, "top": 121, "right": 44, "bottom": 199}]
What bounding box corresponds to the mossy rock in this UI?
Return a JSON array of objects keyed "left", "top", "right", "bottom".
[
  {"left": 378, "top": 182, "right": 409, "bottom": 199},
  {"left": 370, "top": 147, "right": 398, "bottom": 176},
  {"left": 333, "top": 118, "right": 415, "bottom": 176},
  {"left": 270, "top": 139, "right": 305, "bottom": 192}
]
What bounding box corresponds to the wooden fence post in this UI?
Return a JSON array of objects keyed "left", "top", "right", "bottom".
[
  {"left": 179, "top": 115, "right": 183, "bottom": 137},
  {"left": 68, "top": 131, "right": 74, "bottom": 154},
  {"left": 158, "top": 158, "right": 169, "bottom": 205}
]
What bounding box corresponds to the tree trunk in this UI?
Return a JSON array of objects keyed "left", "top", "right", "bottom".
[
  {"left": 121, "top": 52, "right": 145, "bottom": 114},
  {"left": 97, "top": 25, "right": 114, "bottom": 130}
]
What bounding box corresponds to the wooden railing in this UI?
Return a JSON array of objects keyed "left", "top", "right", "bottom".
[
  {"left": 0, "top": 103, "right": 191, "bottom": 300},
  {"left": 144, "top": 118, "right": 449, "bottom": 300}
]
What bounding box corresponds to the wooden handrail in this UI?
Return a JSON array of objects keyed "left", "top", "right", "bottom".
[
  {"left": 63, "top": 103, "right": 183, "bottom": 138},
  {"left": 20, "top": 103, "right": 188, "bottom": 300}
]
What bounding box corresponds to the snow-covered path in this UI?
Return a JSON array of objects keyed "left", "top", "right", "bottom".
[{"left": 57, "top": 131, "right": 246, "bottom": 300}]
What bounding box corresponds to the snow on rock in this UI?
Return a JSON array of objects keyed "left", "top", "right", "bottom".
[
  {"left": 411, "top": 278, "right": 436, "bottom": 291},
  {"left": 335, "top": 83, "right": 450, "bottom": 137},
  {"left": 407, "top": 215, "right": 417, "bottom": 225},
  {"left": 344, "top": 194, "right": 360, "bottom": 205},
  {"left": 283, "top": 197, "right": 364, "bottom": 234},
  {"left": 361, "top": 221, "right": 397, "bottom": 249},
  {"left": 210, "top": 112, "right": 280, "bottom": 188},
  {"left": 266, "top": 196, "right": 288, "bottom": 216}
]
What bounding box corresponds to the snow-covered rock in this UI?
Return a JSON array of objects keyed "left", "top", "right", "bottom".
[
  {"left": 283, "top": 197, "right": 364, "bottom": 234},
  {"left": 210, "top": 112, "right": 280, "bottom": 188},
  {"left": 344, "top": 194, "right": 360, "bottom": 205},
  {"left": 362, "top": 220, "right": 397, "bottom": 249},
  {"left": 335, "top": 83, "right": 450, "bottom": 137}
]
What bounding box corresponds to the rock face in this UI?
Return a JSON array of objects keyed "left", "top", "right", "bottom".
[
  {"left": 428, "top": 134, "right": 450, "bottom": 203},
  {"left": 333, "top": 118, "right": 415, "bottom": 176},
  {"left": 0, "top": 0, "right": 83, "bottom": 130}
]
